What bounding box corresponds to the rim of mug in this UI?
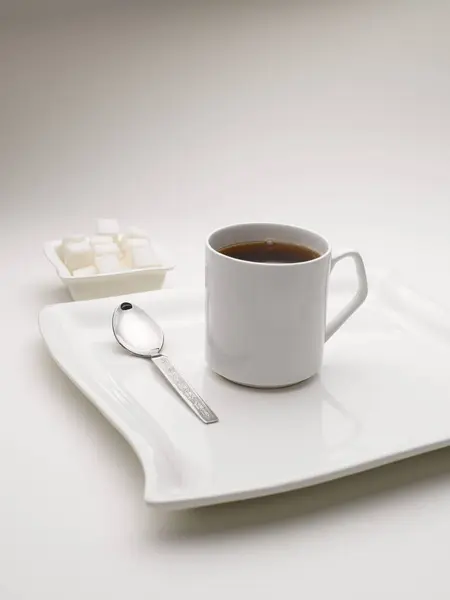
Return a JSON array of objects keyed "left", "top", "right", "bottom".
[{"left": 206, "top": 222, "right": 331, "bottom": 266}]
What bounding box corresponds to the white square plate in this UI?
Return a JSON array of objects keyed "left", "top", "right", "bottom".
[{"left": 39, "top": 270, "right": 450, "bottom": 509}]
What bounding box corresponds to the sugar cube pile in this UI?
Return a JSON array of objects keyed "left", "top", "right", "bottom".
[{"left": 60, "top": 219, "right": 162, "bottom": 275}]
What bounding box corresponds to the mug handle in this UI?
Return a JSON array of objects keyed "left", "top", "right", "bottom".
[{"left": 325, "top": 251, "right": 368, "bottom": 342}]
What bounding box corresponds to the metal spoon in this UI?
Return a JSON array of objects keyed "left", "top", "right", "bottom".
[{"left": 112, "top": 302, "right": 218, "bottom": 424}]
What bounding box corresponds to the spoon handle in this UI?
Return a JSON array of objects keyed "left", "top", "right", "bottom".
[{"left": 151, "top": 355, "right": 219, "bottom": 424}]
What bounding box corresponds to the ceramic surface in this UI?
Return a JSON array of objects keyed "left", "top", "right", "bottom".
[{"left": 39, "top": 270, "right": 450, "bottom": 509}]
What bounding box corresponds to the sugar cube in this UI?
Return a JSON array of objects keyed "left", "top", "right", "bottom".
[
  {"left": 121, "top": 236, "right": 148, "bottom": 250},
  {"left": 96, "top": 218, "right": 120, "bottom": 239},
  {"left": 124, "top": 226, "right": 149, "bottom": 240},
  {"left": 129, "top": 243, "right": 161, "bottom": 269},
  {"left": 63, "top": 234, "right": 86, "bottom": 246},
  {"left": 122, "top": 238, "right": 150, "bottom": 267},
  {"left": 64, "top": 240, "right": 94, "bottom": 273},
  {"left": 120, "top": 227, "right": 150, "bottom": 251},
  {"left": 62, "top": 234, "right": 87, "bottom": 262},
  {"left": 93, "top": 242, "right": 121, "bottom": 256},
  {"left": 122, "top": 238, "right": 148, "bottom": 249},
  {"left": 90, "top": 235, "right": 113, "bottom": 246},
  {"left": 72, "top": 265, "right": 98, "bottom": 277},
  {"left": 95, "top": 253, "right": 122, "bottom": 274}
]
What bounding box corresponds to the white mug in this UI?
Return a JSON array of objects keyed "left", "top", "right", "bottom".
[{"left": 205, "top": 223, "right": 368, "bottom": 387}]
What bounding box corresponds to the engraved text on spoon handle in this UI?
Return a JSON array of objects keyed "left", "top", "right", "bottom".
[{"left": 152, "top": 355, "right": 219, "bottom": 424}]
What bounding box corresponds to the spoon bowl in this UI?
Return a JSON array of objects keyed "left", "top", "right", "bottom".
[{"left": 113, "top": 302, "right": 163, "bottom": 358}]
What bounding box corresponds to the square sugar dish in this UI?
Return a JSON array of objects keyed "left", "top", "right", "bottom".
[{"left": 44, "top": 219, "right": 175, "bottom": 300}]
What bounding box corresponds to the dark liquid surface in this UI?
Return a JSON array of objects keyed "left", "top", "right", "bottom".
[{"left": 219, "top": 240, "right": 321, "bottom": 263}]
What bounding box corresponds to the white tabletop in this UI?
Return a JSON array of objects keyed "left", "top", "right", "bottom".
[{"left": 2, "top": 1, "right": 450, "bottom": 598}]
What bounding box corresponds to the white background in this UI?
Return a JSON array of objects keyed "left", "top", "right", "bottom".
[{"left": 2, "top": 1, "right": 450, "bottom": 598}]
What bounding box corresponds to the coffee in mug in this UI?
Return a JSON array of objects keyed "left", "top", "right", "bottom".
[{"left": 219, "top": 240, "right": 321, "bottom": 263}]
